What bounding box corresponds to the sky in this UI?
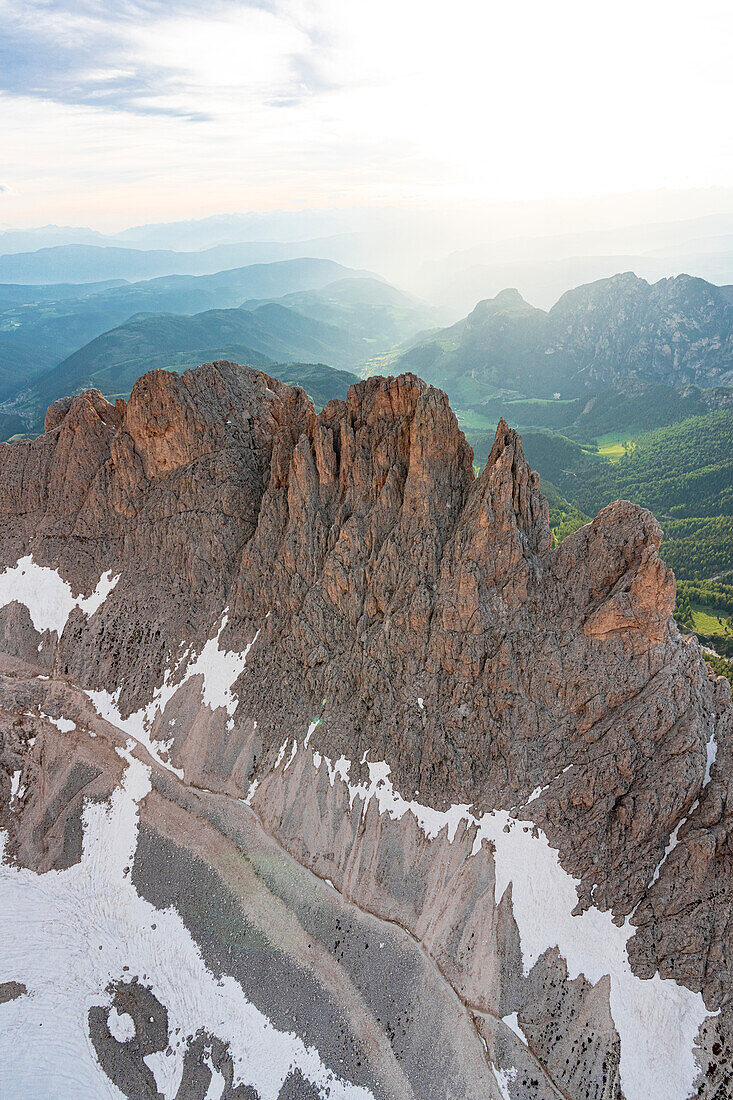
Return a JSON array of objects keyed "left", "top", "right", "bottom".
[{"left": 1, "top": 0, "right": 732, "bottom": 230}]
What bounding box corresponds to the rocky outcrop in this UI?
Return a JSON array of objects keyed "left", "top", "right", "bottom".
[
  {"left": 0, "top": 360, "right": 730, "bottom": 1099},
  {"left": 398, "top": 272, "right": 733, "bottom": 397}
]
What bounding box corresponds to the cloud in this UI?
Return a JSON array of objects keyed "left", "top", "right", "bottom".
[
  {"left": 0, "top": 1, "right": 341, "bottom": 120},
  {"left": 1, "top": 0, "right": 732, "bottom": 231},
  {"left": 0, "top": 1, "right": 266, "bottom": 118}
]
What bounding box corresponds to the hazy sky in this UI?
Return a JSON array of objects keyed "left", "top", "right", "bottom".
[{"left": 1, "top": 0, "right": 732, "bottom": 229}]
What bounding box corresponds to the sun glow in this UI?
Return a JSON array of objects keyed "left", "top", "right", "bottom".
[{"left": 0, "top": 0, "right": 731, "bottom": 225}]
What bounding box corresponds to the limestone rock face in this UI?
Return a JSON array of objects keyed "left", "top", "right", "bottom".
[
  {"left": 0, "top": 360, "right": 730, "bottom": 1100},
  {"left": 398, "top": 271, "right": 733, "bottom": 396}
]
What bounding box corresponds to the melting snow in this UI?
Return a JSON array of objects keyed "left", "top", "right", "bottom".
[
  {"left": 85, "top": 615, "right": 260, "bottom": 779},
  {"left": 107, "top": 1007, "right": 135, "bottom": 1043},
  {"left": 481, "top": 808, "right": 709, "bottom": 1100},
  {"left": 648, "top": 722, "right": 718, "bottom": 889},
  {"left": 203, "top": 1058, "right": 226, "bottom": 1100},
  {"left": 41, "top": 713, "right": 76, "bottom": 734},
  {"left": 145, "top": 1049, "right": 184, "bottom": 1097},
  {"left": 502, "top": 1012, "right": 528, "bottom": 1046},
  {"left": 263, "top": 725, "right": 712, "bottom": 1100},
  {"left": 704, "top": 727, "right": 717, "bottom": 786},
  {"left": 0, "top": 745, "right": 373, "bottom": 1100},
  {"left": 304, "top": 718, "right": 320, "bottom": 748},
  {"left": 8, "top": 770, "right": 23, "bottom": 811},
  {"left": 0, "top": 556, "right": 119, "bottom": 636},
  {"left": 493, "top": 1065, "right": 517, "bottom": 1100},
  {"left": 283, "top": 741, "right": 298, "bottom": 772},
  {"left": 649, "top": 810, "right": 693, "bottom": 888},
  {"left": 6, "top": 554, "right": 711, "bottom": 1100},
  {"left": 524, "top": 785, "right": 546, "bottom": 804}
]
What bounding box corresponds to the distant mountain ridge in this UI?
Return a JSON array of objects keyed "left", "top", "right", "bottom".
[
  {"left": 25, "top": 302, "right": 370, "bottom": 415},
  {"left": 241, "top": 276, "right": 440, "bottom": 344},
  {"left": 0, "top": 279, "right": 126, "bottom": 309},
  {"left": 9, "top": 276, "right": 430, "bottom": 428},
  {"left": 399, "top": 272, "right": 733, "bottom": 401},
  {"left": 0, "top": 239, "right": 361, "bottom": 285},
  {"left": 0, "top": 258, "right": 367, "bottom": 400}
]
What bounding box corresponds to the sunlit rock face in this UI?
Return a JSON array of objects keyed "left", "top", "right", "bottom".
[
  {"left": 0, "top": 360, "right": 730, "bottom": 1100},
  {"left": 397, "top": 273, "right": 733, "bottom": 398}
]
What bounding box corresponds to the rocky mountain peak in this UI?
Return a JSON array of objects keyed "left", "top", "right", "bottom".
[
  {"left": 0, "top": 360, "right": 731, "bottom": 1100},
  {"left": 468, "top": 287, "right": 533, "bottom": 323},
  {"left": 481, "top": 416, "right": 551, "bottom": 554},
  {"left": 492, "top": 287, "right": 527, "bottom": 307}
]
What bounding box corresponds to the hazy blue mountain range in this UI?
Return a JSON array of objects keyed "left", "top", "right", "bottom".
[
  {"left": 0, "top": 258, "right": 367, "bottom": 399},
  {"left": 418, "top": 211, "right": 733, "bottom": 311},
  {"left": 2, "top": 274, "right": 434, "bottom": 419},
  {"left": 1, "top": 247, "right": 731, "bottom": 589},
  {"left": 0, "top": 240, "right": 362, "bottom": 285},
  {"left": 6, "top": 200, "right": 733, "bottom": 308},
  {"left": 0, "top": 207, "right": 418, "bottom": 254},
  {"left": 241, "top": 277, "right": 441, "bottom": 344},
  {"left": 23, "top": 303, "right": 374, "bottom": 419},
  {"left": 0, "top": 279, "right": 126, "bottom": 309},
  {"left": 0, "top": 225, "right": 109, "bottom": 254}
]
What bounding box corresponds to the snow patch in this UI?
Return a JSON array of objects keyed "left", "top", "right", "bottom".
[
  {"left": 107, "top": 1007, "right": 135, "bottom": 1043},
  {"left": 648, "top": 723, "right": 718, "bottom": 888},
  {"left": 185, "top": 619, "right": 260, "bottom": 717},
  {"left": 85, "top": 615, "right": 260, "bottom": 778},
  {"left": 503, "top": 1012, "right": 528, "bottom": 1046},
  {"left": 41, "top": 713, "right": 76, "bottom": 734},
  {"left": 649, "top": 810, "right": 692, "bottom": 888},
  {"left": 0, "top": 556, "right": 119, "bottom": 636},
  {"left": 79, "top": 571, "right": 120, "bottom": 618},
  {"left": 524, "top": 785, "right": 546, "bottom": 804},
  {"left": 0, "top": 745, "right": 373, "bottom": 1100},
  {"left": 145, "top": 1049, "right": 184, "bottom": 1098},
  {"left": 476, "top": 810, "right": 707, "bottom": 1100},
  {"left": 8, "top": 770, "right": 23, "bottom": 811},
  {"left": 493, "top": 1065, "right": 517, "bottom": 1100},
  {"left": 203, "top": 1057, "right": 226, "bottom": 1099},
  {"left": 304, "top": 718, "right": 320, "bottom": 748},
  {"left": 704, "top": 727, "right": 717, "bottom": 786},
  {"left": 283, "top": 741, "right": 298, "bottom": 772},
  {"left": 314, "top": 754, "right": 470, "bottom": 843}
]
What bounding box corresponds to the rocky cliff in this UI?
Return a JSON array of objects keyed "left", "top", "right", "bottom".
[
  {"left": 0, "top": 361, "right": 730, "bottom": 1100},
  {"left": 399, "top": 272, "right": 733, "bottom": 399}
]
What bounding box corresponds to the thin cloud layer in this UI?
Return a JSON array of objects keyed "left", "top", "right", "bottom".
[
  {"left": 0, "top": 0, "right": 317, "bottom": 117},
  {"left": 1, "top": 0, "right": 732, "bottom": 227}
]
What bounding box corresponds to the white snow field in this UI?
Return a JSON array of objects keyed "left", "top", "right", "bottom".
[
  {"left": 85, "top": 614, "right": 260, "bottom": 778},
  {"left": 0, "top": 555, "right": 119, "bottom": 635},
  {"left": 0, "top": 744, "right": 374, "bottom": 1100}
]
